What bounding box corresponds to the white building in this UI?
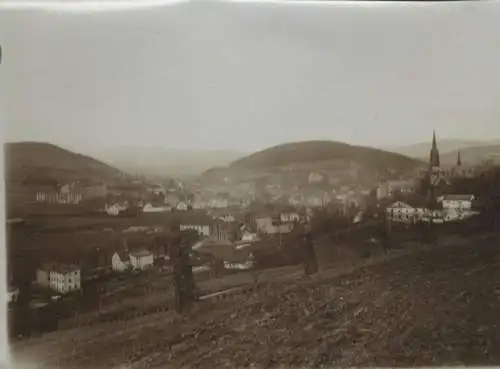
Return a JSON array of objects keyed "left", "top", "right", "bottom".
[
  {"left": 386, "top": 201, "right": 417, "bottom": 223},
  {"left": 176, "top": 201, "right": 189, "bottom": 211},
  {"left": 218, "top": 214, "right": 236, "bottom": 223},
  {"left": 208, "top": 198, "right": 229, "bottom": 209},
  {"left": 180, "top": 223, "right": 211, "bottom": 237},
  {"left": 143, "top": 203, "right": 170, "bottom": 213},
  {"left": 129, "top": 250, "right": 154, "bottom": 270},
  {"left": 111, "top": 250, "right": 131, "bottom": 272},
  {"left": 105, "top": 202, "right": 129, "bottom": 216},
  {"left": 255, "top": 216, "right": 294, "bottom": 235},
  {"left": 37, "top": 264, "right": 81, "bottom": 294},
  {"left": 440, "top": 194, "right": 474, "bottom": 212},
  {"left": 280, "top": 212, "right": 301, "bottom": 224},
  {"left": 241, "top": 231, "right": 259, "bottom": 243}
]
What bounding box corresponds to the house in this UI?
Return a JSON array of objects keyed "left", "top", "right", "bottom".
[
  {"left": 208, "top": 198, "right": 229, "bottom": 209},
  {"left": 241, "top": 230, "right": 259, "bottom": 243},
  {"left": 386, "top": 201, "right": 417, "bottom": 223},
  {"left": 129, "top": 250, "right": 154, "bottom": 270},
  {"left": 195, "top": 241, "right": 254, "bottom": 270},
  {"left": 210, "top": 220, "right": 235, "bottom": 242},
  {"left": 105, "top": 201, "right": 129, "bottom": 216},
  {"left": 217, "top": 214, "right": 236, "bottom": 223},
  {"left": 50, "top": 264, "right": 81, "bottom": 294},
  {"left": 440, "top": 194, "right": 475, "bottom": 212},
  {"left": 111, "top": 250, "right": 131, "bottom": 272},
  {"left": 179, "top": 213, "right": 212, "bottom": 237},
  {"left": 377, "top": 180, "right": 415, "bottom": 200},
  {"left": 280, "top": 212, "right": 301, "bottom": 224},
  {"left": 255, "top": 215, "right": 294, "bottom": 235},
  {"left": 36, "top": 263, "right": 81, "bottom": 294},
  {"left": 176, "top": 201, "right": 189, "bottom": 211},
  {"left": 143, "top": 203, "right": 171, "bottom": 213},
  {"left": 308, "top": 171, "right": 325, "bottom": 184},
  {"left": 180, "top": 222, "right": 211, "bottom": 237}
]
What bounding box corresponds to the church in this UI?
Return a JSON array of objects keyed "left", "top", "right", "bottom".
[{"left": 427, "top": 131, "right": 477, "bottom": 183}]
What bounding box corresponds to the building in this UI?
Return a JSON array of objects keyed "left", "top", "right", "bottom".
[
  {"left": 180, "top": 214, "right": 212, "bottom": 237},
  {"left": 377, "top": 180, "right": 415, "bottom": 200},
  {"left": 105, "top": 201, "right": 129, "bottom": 216},
  {"left": 280, "top": 211, "right": 301, "bottom": 224},
  {"left": 176, "top": 201, "right": 189, "bottom": 211},
  {"left": 111, "top": 250, "right": 131, "bottom": 272},
  {"left": 211, "top": 221, "right": 235, "bottom": 242},
  {"left": 50, "top": 265, "right": 81, "bottom": 294},
  {"left": 36, "top": 263, "right": 81, "bottom": 294},
  {"left": 143, "top": 203, "right": 170, "bottom": 213},
  {"left": 129, "top": 250, "right": 154, "bottom": 270},
  {"left": 385, "top": 201, "right": 417, "bottom": 223},
  {"left": 255, "top": 215, "right": 294, "bottom": 235},
  {"left": 241, "top": 231, "right": 259, "bottom": 243},
  {"left": 36, "top": 191, "right": 83, "bottom": 204},
  {"left": 440, "top": 194, "right": 475, "bottom": 212}
]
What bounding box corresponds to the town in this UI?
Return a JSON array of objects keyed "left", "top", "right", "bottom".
[{"left": 7, "top": 131, "right": 500, "bottom": 349}]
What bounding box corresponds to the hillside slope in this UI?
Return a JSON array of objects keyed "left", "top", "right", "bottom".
[
  {"left": 4, "top": 142, "right": 127, "bottom": 214},
  {"left": 229, "top": 140, "right": 423, "bottom": 174},
  {"left": 5, "top": 142, "right": 125, "bottom": 182}
]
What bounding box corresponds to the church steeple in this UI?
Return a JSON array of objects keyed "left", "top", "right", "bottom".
[
  {"left": 429, "top": 130, "right": 440, "bottom": 167},
  {"left": 457, "top": 150, "right": 462, "bottom": 166}
]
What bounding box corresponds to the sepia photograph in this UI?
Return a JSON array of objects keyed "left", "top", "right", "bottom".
[{"left": 1, "top": 0, "right": 500, "bottom": 368}]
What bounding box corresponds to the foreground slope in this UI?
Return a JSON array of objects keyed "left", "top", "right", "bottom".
[{"left": 11, "top": 231, "right": 500, "bottom": 368}]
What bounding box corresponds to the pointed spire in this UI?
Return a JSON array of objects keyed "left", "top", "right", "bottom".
[
  {"left": 457, "top": 150, "right": 462, "bottom": 166},
  {"left": 429, "top": 130, "right": 440, "bottom": 167}
]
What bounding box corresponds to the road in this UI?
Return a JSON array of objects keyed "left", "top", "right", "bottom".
[{"left": 11, "top": 231, "right": 500, "bottom": 368}]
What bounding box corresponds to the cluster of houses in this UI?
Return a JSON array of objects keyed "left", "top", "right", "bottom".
[
  {"left": 27, "top": 205, "right": 306, "bottom": 297},
  {"left": 385, "top": 194, "right": 478, "bottom": 224}
]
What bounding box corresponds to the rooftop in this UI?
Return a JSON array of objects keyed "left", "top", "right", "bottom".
[
  {"left": 129, "top": 250, "right": 152, "bottom": 258},
  {"left": 41, "top": 263, "right": 80, "bottom": 274}
]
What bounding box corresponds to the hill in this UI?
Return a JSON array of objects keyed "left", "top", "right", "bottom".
[
  {"left": 91, "top": 146, "right": 246, "bottom": 179},
  {"left": 386, "top": 138, "right": 500, "bottom": 159},
  {"left": 229, "top": 140, "right": 423, "bottom": 175},
  {"left": 440, "top": 144, "right": 500, "bottom": 166},
  {"left": 5, "top": 142, "right": 125, "bottom": 182},
  {"left": 4, "top": 142, "right": 127, "bottom": 214}
]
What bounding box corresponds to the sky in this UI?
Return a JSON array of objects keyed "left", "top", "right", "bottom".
[{"left": 1, "top": 0, "right": 500, "bottom": 154}]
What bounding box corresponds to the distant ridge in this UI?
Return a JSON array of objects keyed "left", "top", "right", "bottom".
[
  {"left": 440, "top": 144, "right": 500, "bottom": 166},
  {"left": 386, "top": 138, "right": 500, "bottom": 159},
  {"left": 229, "top": 140, "right": 423, "bottom": 174}
]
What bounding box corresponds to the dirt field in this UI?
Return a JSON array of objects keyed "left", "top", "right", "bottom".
[{"left": 10, "top": 231, "right": 500, "bottom": 368}]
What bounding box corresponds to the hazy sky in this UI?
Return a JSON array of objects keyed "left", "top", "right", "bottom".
[{"left": 1, "top": 0, "right": 500, "bottom": 154}]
